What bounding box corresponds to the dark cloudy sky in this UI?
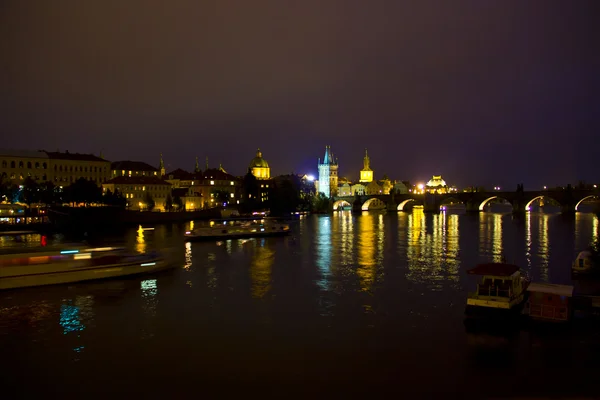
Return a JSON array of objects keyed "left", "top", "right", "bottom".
[{"left": 1, "top": 1, "right": 598, "bottom": 188}]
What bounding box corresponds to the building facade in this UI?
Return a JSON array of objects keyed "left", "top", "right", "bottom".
[
  {"left": 102, "top": 176, "right": 172, "bottom": 211},
  {"left": 317, "top": 146, "right": 338, "bottom": 198},
  {"left": 359, "top": 149, "right": 373, "bottom": 183},
  {"left": 0, "top": 149, "right": 110, "bottom": 187}
]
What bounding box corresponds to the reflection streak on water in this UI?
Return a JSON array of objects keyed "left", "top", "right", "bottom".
[
  {"left": 594, "top": 215, "right": 598, "bottom": 239},
  {"left": 184, "top": 242, "right": 192, "bottom": 271},
  {"left": 136, "top": 225, "right": 146, "bottom": 254},
  {"left": 357, "top": 213, "right": 377, "bottom": 292},
  {"left": 315, "top": 217, "right": 332, "bottom": 291},
  {"left": 250, "top": 240, "right": 274, "bottom": 299},
  {"left": 525, "top": 212, "right": 532, "bottom": 269},
  {"left": 492, "top": 214, "right": 503, "bottom": 263},
  {"left": 141, "top": 279, "right": 158, "bottom": 317},
  {"left": 478, "top": 214, "right": 503, "bottom": 262},
  {"left": 538, "top": 214, "right": 549, "bottom": 282},
  {"left": 59, "top": 295, "right": 94, "bottom": 355}
]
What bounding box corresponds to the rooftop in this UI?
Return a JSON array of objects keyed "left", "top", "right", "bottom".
[
  {"left": 111, "top": 161, "right": 158, "bottom": 171},
  {"left": 203, "top": 168, "right": 238, "bottom": 182},
  {"left": 105, "top": 176, "right": 171, "bottom": 185},
  {"left": 0, "top": 149, "right": 49, "bottom": 159},
  {"left": 45, "top": 151, "right": 107, "bottom": 162},
  {"left": 166, "top": 168, "right": 197, "bottom": 180},
  {"left": 467, "top": 263, "right": 521, "bottom": 276},
  {"left": 527, "top": 282, "right": 574, "bottom": 297}
]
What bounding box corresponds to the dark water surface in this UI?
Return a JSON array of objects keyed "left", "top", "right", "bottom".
[{"left": 2, "top": 210, "right": 600, "bottom": 399}]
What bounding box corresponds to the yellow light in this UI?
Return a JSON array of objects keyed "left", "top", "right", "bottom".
[{"left": 417, "top": 183, "right": 424, "bottom": 190}]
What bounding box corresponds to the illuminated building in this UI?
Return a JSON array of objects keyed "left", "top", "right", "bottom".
[
  {"left": 46, "top": 151, "right": 111, "bottom": 186},
  {"left": 425, "top": 175, "right": 449, "bottom": 194},
  {"left": 111, "top": 161, "right": 159, "bottom": 178},
  {"left": 394, "top": 181, "right": 409, "bottom": 194},
  {"left": 366, "top": 180, "right": 383, "bottom": 195},
  {"left": 317, "top": 145, "right": 338, "bottom": 198},
  {"left": 199, "top": 168, "right": 241, "bottom": 208},
  {"left": 338, "top": 183, "right": 352, "bottom": 196},
  {"left": 249, "top": 148, "right": 270, "bottom": 180},
  {"left": 0, "top": 149, "right": 50, "bottom": 184},
  {"left": 102, "top": 176, "right": 172, "bottom": 211},
  {"left": 359, "top": 148, "right": 373, "bottom": 183},
  {"left": 0, "top": 149, "right": 111, "bottom": 186},
  {"left": 351, "top": 183, "right": 366, "bottom": 196}
]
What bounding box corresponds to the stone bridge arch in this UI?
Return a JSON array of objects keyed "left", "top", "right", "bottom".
[
  {"left": 478, "top": 196, "right": 514, "bottom": 211},
  {"left": 397, "top": 198, "right": 418, "bottom": 211},
  {"left": 575, "top": 195, "right": 598, "bottom": 211},
  {"left": 524, "top": 195, "right": 561, "bottom": 211},
  {"left": 332, "top": 199, "right": 351, "bottom": 211},
  {"left": 362, "top": 197, "right": 386, "bottom": 211}
]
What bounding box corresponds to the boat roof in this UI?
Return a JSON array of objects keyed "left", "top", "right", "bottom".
[
  {"left": 0, "top": 245, "right": 125, "bottom": 258},
  {"left": 527, "top": 282, "right": 574, "bottom": 297},
  {"left": 466, "top": 263, "right": 521, "bottom": 277}
]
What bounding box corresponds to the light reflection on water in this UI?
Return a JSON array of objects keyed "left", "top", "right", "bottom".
[{"left": 0, "top": 211, "right": 599, "bottom": 397}]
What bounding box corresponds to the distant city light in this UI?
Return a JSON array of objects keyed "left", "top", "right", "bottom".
[
  {"left": 417, "top": 184, "right": 424, "bottom": 190},
  {"left": 494, "top": 186, "right": 500, "bottom": 191},
  {"left": 543, "top": 186, "right": 547, "bottom": 190},
  {"left": 306, "top": 175, "right": 315, "bottom": 181}
]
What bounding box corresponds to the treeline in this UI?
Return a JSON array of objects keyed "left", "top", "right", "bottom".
[
  {"left": 0, "top": 177, "right": 126, "bottom": 207},
  {"left": 240, "top": 172, "right": 328, "bottom": 216}
]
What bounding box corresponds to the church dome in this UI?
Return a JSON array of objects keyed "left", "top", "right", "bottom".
[
  {"left": 249, "top": 149, "right": 269, "bottom": 169},
  {"left": 426, "top": 175, "right": 447, "bottom": 187}
]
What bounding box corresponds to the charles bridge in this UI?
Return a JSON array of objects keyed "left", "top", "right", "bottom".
[{"left": 333, "top": 187, "right": 600, "bottom": 214}]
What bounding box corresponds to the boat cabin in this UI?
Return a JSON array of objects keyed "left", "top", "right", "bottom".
[
  {"left": 525, "top": 283, "right": 573, "bottom": 322},
  {"left": 572, "top": 250, "right": 597, "bottom": 274},
  {"left": 466, "top": 263, "right": 528, "bottom": 309}
]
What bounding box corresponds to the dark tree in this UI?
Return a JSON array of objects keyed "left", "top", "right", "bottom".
[
  {"left": 66, "top": 178, "right": 102, "bottom": 206},
  {"left": 268, "top": 179, "right": 300, "bottom": 216},
  {"left": 143, "top": 191, "right": 155, "bottom": 211},
  {"left": 173, "top": 195, "right": 183, "bottom": 210},
  {"left": 39, "top": 181, "right": 56, "bottom": 205},
  {"left": 21, "top": 177, "right": 40, "bottom": 206},
  {"left": 312, "top": 192, "right": 331, "bottom": 213},
  {"left": 165, "top": 193, "right": 173, "bottom": 212},
  {"left": 212, "top": 190, "right": 231, "bottom": 206},
  {"left": 241, "top": 171, "right": 260, "bottom": 213}
]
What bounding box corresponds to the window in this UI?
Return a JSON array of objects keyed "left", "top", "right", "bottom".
[
  {"left": 230, "top": 181, "right": 234, "bottom": 185},
  {"left": 42, "top": 162, "right": 47, "bottom": 169},
  {"left": 210, "top": 180, "right": 214, "bottom": 185},
  {"left": 230, "top": 193, "right": 234, "bottom": 198},
  {"left": 19, "top": 161, "right": 23, "bottom": 168},
  {"left": 35, "top": 162, "right": 39, "bottom": 168},
  {"left": 10, "top": 161, "right": 15, "bottom": 168},
  {"left": 1, "top": 161, "right": 6, "bottom": 168}
]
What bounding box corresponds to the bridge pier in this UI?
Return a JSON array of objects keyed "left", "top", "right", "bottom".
[
  {"left": 561, "top": 204, "right": 576, "bottom": 214},
  {"left": 352, "top": 197, "right": 363, "bottom": 214},
  {"left": 465, "top": 200, "right": 480, "bottom": 213},
  {"left": 423, "top": 194, "right": 440, "bottom": 213},
  {"left": 511, "top": 200, "right": 527, "bottom": 214},
  {"left": 386, "top": 200, "right": 398, "bottom": 213}
]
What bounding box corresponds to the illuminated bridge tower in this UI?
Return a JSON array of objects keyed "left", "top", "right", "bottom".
[
  {"left": 318, "top": 145, "right": 338, "bottom": 198},
  {"left": 359, "top": 148, "right": 373, "bottom": 183}
]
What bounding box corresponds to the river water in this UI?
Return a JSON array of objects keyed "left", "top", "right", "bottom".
[{"left": 1, "top": 209, "right": 600, "bottom": 399}]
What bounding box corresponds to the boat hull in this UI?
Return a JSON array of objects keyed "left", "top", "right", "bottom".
[
  {"left": 0, "top": 257, "right": 172, "bottom": 290},
  {"left": 185, "top": 230, "right": 291, "bottom": 242}
]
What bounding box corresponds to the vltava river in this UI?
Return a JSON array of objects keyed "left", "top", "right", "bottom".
[{"left": 1, "top": 210, "right": 599, "bottom": 399}]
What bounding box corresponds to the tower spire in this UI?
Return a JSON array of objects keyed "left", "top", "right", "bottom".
[
  {"left": 195, "top": 157, "right": 200, "bottom": 173},
  {"left": 159, "top": 153, "right": 165, "bottom": 177},
  {"left": 205, "top": 156, "right": 209, "bottom": 170}
]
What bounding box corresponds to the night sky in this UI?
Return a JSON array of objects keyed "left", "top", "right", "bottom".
[{"left": 1, "top": 1, "right": 598, "bottom": 188}]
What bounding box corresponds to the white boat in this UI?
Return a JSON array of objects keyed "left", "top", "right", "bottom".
[
  {"left": 184, "top": 217, "right": 290, "bottom": 241},
  {"left": 0, "top": 245, "right": 172, "bottom": 290}
]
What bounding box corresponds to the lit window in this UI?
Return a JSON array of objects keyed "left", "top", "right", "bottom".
[
  {"left": 230, "top": 193, "right": 234, "bottom": 198},
  {"left": 266, "top": 185, "right": 269, "bottom": 188},
  {"left": 121, "top": 170, "right": 125, "bottom": 175},
  {"left": 211, "top": 193, "right": 214, "bottom": 198},
  {"left": 230, "top": 181, "right": 234, "bottom": 186},
  {"left": 210, "top": 181, "right": 214, "bottom": 185},
  {"left": 143, "top": 186, "right": 146, "bottom": 191}
]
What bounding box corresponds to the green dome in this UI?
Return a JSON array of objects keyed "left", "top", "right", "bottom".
[{"left": 249, "top": 149, "right": 269, "bottom": 169}]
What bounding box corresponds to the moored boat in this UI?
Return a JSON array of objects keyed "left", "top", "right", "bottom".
[
  {"left": 0, "top": 246, "right": 172, "bottom": 290},
  {"left": 465, "top": 263, "right": 530, "bottom": 321},
  {"left": 572, "top": 248, "right": 600, "bottom": 278},
  {"left": 184, "top": 217, "right": 290, "bottom": 241}
]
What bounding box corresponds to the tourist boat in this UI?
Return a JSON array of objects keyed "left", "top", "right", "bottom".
[
  {"left": 184, "top": 217, "right": 290, "bottom": 241},
  {"left": 465, "top": 263, "right": 530, "bottom": 320},
  {"left": 0, "top": 245, "right": 171, "bottom": 290}
]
